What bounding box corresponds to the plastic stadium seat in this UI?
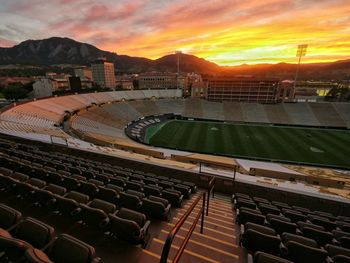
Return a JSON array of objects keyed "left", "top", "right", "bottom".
[
  {"left": 158, "top": 180, "right": 174, "bottom": 189},
  {"left": 240, "top": 207, "right": 262, "bottom": 214},
  {"left": 308, "top": 214, "right": 337, "bottom": 231},
  {"left": 332, "top": 255, "right": 350, "bottom": 263},
  {"left": 237, "top": 210, "right": 266, "bottom": 225},
  {"left": 141, "top": 196, "right": 171, "bottom": 220},
  {"left": 95, "top": 186, "right": 119, "bottom": 204},
  {"left": 271, "top": 201, "right": 290, "bottom": 210},
  {"left": 126, "top": 189, "right": 145, "bottom": 199},
  {"left": 109, "top": 177, "right": 126, "bottom": 188},
  {"left": 11, "top": 172, "right": 29, "bottom": 182},
  {"left": 337, "top": 221, "right": 350, "bottom": 233},
  {"left": 0, "top": 235, "right": 31, "bottom": 262},
  {"left": 129, "top": 174, "right": 143, "bottom": 182},
  {"left": 55, "top": 195, "right": 81, "bottom": 217},
  {"left": 314, "top": 210, "right": 337, "bottom": 221},
  {"left": 88, "top": 199, "right": 116, "bottom": 214},
  {"left": 42, "top": 234, "right": 101, "bottom": 263},
  {"left": 253, "top": 197, "right": 270, "bottom": 205},
  {"left": 79, "top": 181, "right": 99, "bottom": 197},
  {"left": 268, "top": 218, "right": 297, "bottom": 235},
  {"left": 119, "top": 192, "right": 142, "bottom": 210},
  {"left": 8, "top": 217, "right": 55, "bottom": 249},
  {"left": 282, "top": 209, "right": 308, "bottom": 222},
  {"left": 283, "top": 241, "right": 328, "bottom": 263},
  {"left": 291, "top": 206, "right": 311, "bottom": 215},
  {"left": 161, "top": 189, "right": 183, "bottom": 207},
  {"left": 88, "top": 179, "right": 104, "bottom": 187},
  {"left": 0, "top": 204, "right": 22, "bottom": 230},
  {"left": 235, "top": 198, "right": 257, "bottom": 210},
  {"left": 253, "top": 251, "right": 293, "bottom": 263},
  {"left": 109, "top": 208, "right": 150, "bottom": 245},
  {"left": 182, "top": 181, "right": 197, "bottom": 193},
  {"left": 326, "top": 244, "right": 350, "bottom": 259},
  {"left": 302, "top": 226, "right": 334, "bottom": 247},
  {"left": 297, "top": 221, "right": 325, "bottom": 232},
  {"left": 244, "top": 222, "right": 276, "bottom": 236},
  {"left": 126, "top": 181, "right": 143, "bottom": 192},
  {"left": 338, "top": 216, "right": 350, "bottom": 223},
  {"left": 94, "top": 174, "right": 110, "bottom": 184},
  {"left": 105, "top": 183, "right": 123, "bottom": 193},
  {"left": 0, "top": 167, "right": 13, "bottom": 176},
  {"left": 47, "top": 172, "right": 63, "bottom": 184},
  {"left": 258, "top": 204, "right": 280, "bottom": 215},
  {"left": 281, "top": 233, "right": 318, "bottom": 248},
  {"left": 240, "top": 229, "right": 281, "bottom": 254},
  {"left": 61, "top": 176, "right": 80, "bottom": 191},
  {"left": 173, "top": 184, "right": 191, "bottom": 198},
  {"left": 266, "top": 214, "right": 291, "bottom": 223},
  {"left": 65, "top": 191, "right": 90, "bottom": 204},
  {"left": 143, "top": 185, "right": 162, "bottom": 197},
  {"left": 143, "top": 177, "right": 158, "bottom": 185},
  {"left": 79, "top": 204, "right": 109, "bottom": 230}
]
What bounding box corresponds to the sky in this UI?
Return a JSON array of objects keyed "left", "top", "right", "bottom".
[{"left": 0, "top": 0, "right": 349, "bottom": 66}]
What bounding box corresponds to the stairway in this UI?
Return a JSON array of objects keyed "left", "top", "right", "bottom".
[{"left": 142, "top": 192, "right": 247, "bottom": 263}]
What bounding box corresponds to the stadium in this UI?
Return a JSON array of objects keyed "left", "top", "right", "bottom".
[{"left": 1, "top": 89, "right": 350, "bottom": 263}]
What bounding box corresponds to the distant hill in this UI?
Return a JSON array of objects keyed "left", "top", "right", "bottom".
[{"left": 0, "top": 37, "right": 349, "bottom": 79}]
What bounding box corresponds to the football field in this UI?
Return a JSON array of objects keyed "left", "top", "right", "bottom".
[{"left": 146, "top": 120, "right": 350, "bottom": 169}]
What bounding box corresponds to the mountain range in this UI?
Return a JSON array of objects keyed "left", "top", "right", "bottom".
[{"left": 0, "top": 37, "right": 349, "bottom": 80}]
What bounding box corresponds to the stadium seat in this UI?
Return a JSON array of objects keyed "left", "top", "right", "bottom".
[
  {"left": 88, "top": 199, "right": 116, "bottom": 214},
  {"left": 282, "top": 209, "right": 308, "bottom": 222},
  {"left": 253, "top": 251, "right": 293, "bottom": 263},
  {"left": 0, "top": 204, "right": 22, "bottom": 230},
  {"left": 268, "top": 218, "right": 297, "bottom": 235},
  {"left": 42, "top": 233, "right": 101, "bottom": 263},
  {"left": 119, "top": 192, "right": 142, "bottom": 210},
  {"left": 79, "top": 181, "right": 99, "bottom": 197},
  {"left": 284, "top": 241, "right": 328, "bottom": 263},
  {"left": 143, "top": 177, "right": 158, "bottom": 185},
  {"left": 240, "top": 229, "right": 281, "bottom": 254},
  {"left": 143, "top": 184, "right": 162, "bottom": 197},
  {"left": 161, "top": 189, "right": 183, "bottom": 207},
  {"left": 237, "top": 210, "right": 266, "bottom": 225},
  {"left": 308, "top": 214, "right": 337, "bottom": 231},
  {"left": 0, "top": 235, "right": 31, "bottom": 262},
  {"left": 243, "top": 222, "right": 276, "bottom": 236},
  {"left": 126, "top": 181, "right": 143, "bottom": 192},
  {"left": 281, "top": 232, "right": 318, "bottom": 248},
  {"left": 326, "top": 244, "right": 350, "bottom": 259},
  {"left": 235, "top": 198, "right": 257, "bottom": 210},
  {"left": 302, "top": 226, "right": 334, "bottom": 247},
  {"left": 258, "top": 204, "right": 280, "bottom": 215},
  {"left": 7, "top": 217, "right": 55, "bottom": 249},
  {"left": 173, "top": 184, "right": 191, "bottom": 198},
  {"left": 297, "top": 221, "right": 325, "bottom": 232},
  {"left": 141, "top": 195, "right": 171, "bottom": 220},
  {"left": 271, "top": 201, "right": 290, "bottom": 210},
  {"left": 109, "top": 208, "right": 150, "bottom": 245},
  {"left": 79, "top": 204, "right": 109, "bottom": 230},
  {"left": 126, "top": 189, "right": 145, "bottom": 199},
  {"left": 266, "top": 213, "right": 291, "bottom": 223},
  {"left": 95, "top": 186, "right": 119, "bottom": 204}
]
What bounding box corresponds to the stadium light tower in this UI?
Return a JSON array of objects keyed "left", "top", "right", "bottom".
[
  {"left": 175, "top": 51, "right": 182, "bottom": 89},
  {"left": 293, "top": 44, "right": 308, "bottom": 98}
]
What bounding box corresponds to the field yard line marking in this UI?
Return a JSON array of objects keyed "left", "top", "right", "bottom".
[
  {"left": 160, "top": 230, "right": 239, "bottom": 259},
  {"left": 153, "top": 238, "right": 220, "bottom": 263}
]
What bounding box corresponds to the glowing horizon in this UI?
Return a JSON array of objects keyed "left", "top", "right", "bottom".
[{"left": 0, "top": 0, "right": 349, "bottom": 66}]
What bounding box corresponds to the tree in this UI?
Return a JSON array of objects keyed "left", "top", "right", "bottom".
[{"left": 2, "top": 82, "right": 29, "bottom": 101}]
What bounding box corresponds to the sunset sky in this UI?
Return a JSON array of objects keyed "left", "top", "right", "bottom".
[{"left": 0, "top": 0, "right": 349, "bottom": 65}]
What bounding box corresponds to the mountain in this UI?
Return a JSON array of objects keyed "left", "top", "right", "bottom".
[
  {"left": 0, "top": 37, "right": 349, "bottom": 79},
  {"left": 0, "top": 37, "right": 219, "bottom": 73}
]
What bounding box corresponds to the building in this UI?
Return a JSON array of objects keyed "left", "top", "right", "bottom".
[
  {"left": 74, "top": 67, "right": 93, "bottom": 80},
  {"left": 201, "top": 76, "right": 282, "bottom": 103},
  {"left": 91, "top": 59, "right": 116, "bottom": 89},
  {"left": 138, "top": 72, "right": 187, "bottom": 90},
  {"left": 294, "top": 81, "right": 339, "bottom": 102}
]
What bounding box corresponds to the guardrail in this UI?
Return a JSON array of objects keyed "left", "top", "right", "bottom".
[
  {"left": 160, "top": 192, "right": 206, "bottom": 263},
  {"left": 206, "top": 176, "right": 215, "bottom": 216}
]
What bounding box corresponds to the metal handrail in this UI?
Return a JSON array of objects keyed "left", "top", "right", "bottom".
[
  {"left": 160, "top": 192, "right": 206, "bottom": 263},
  {"left": 206, "top": 176, "right": 215, "bottom": 216}
]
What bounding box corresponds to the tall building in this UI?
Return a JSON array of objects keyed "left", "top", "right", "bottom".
[{"left": 91, "top": 59, "right": 116, "bottom": 89}]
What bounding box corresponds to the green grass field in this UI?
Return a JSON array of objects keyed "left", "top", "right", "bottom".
[{"left": 146, "top": 120, "right": 350, "bottom": 169}]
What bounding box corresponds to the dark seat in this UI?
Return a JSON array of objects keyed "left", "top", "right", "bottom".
[
  {"left": 43, "top": 234, "right": 101, "bottom": 263},
  {"left": 119, "top": 192, "right": 142, "bottom": 210},
  {"left": 241, "top": 229, "right": 281, "bottom": 254},
  {"left": 253, "top": 197, "right": 270, "bottom": 205},
  {"left": 79, "top": 204, "right": 109, "bottom": 230},
  {"left": 0, "top": 204, "right": 22, "bottom": 230},
  {"left": 65, "top": 191, "right": 90, "bottom": 204},
  {"left": 173, "top": 184, "right": 191, "bottom": 198},
  {"left": 109, "top": 208, "right": 150, "bottom": 245},
  {"left": 144, "top": 185, "right": 162, "bottom": 197},
  {"left": 126, "top": 181, "right": 143, "bottom": 192},
  {"left": 161, "top": 189, "right": 183, "bottom": 207},
  {"left": 235, "top": 198, "right": 257, "bottom": 210},
  {"left": 259, "top": 204, "right": 280, "bottom": 215},
  {"left": 284, "top": 241, "right": 328, "bottom": 263},
  {"left": 244, "top": 222, "right": 276, "bottom": 236},
  {"left": 281, "top": 232, "right": 318, "bottom": 248},
  {"left": 141, "top": 196, "right": 171, "bottom": 220},
  {"left": 309, "top": 214, "right": 337, "bottom": 231},
  {"left": 79, "top": 181, "right": 99, "bottom": 197},
  {"left": 126, "top": 189, "right": 145, "bottom": 199},
  {"left": 302, "top": 226, "right": 334, "bottom": 247},
  {"left": 9, "top": 217, "right": 55, "bottom": 249},
  {"left": 282, "top": 209, "right": 307, "bottom": 222},
  {"left": 297, "top": 221, "right": 325, "bottom": 232},
  {"left": 271, "top": 201, "right": 290, "bottom": 209},
  {"left": 266, "top": 214, "right": 291, "bottom": 223},
  {"left": 143, "top": 177, "right": 158, "bottom": 185},
  {"left": 254, "top": 251, "right": 293, "bottom": 263},
  {"left": 158, "top": 180, "right": 174, "bottom": 189},
  {"left": 89, "top": 199, "right": 116, "bottom": 214},
  {"left": 237, "top": 210, "right": 265, "bottom": 225},
  {"left": 269, "top": 218, "right": 297, "bottom": 235},
  {"left": 326, "top": 244, "right": 350, "bottom": 259},
  {"left": 182, "top": 181, "right": 197, "bottom": 193},
  {"left": 95, "top": 186, "right": 119, "bottom": 204}
]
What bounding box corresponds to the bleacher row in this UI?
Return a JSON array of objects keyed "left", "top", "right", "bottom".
[
  {"left": 0, "top": 139, "right": 198, "bottom": 262},
  {"left": 0, "top": 203, "right": 101, "bottom": 263},
  {"left": 232, "top": 192, "right": 350, "bottom": 263}
]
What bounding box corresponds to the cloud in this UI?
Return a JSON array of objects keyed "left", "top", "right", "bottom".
[{"left": 0, "top": 0, "right": 349, "bottom": 65}]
